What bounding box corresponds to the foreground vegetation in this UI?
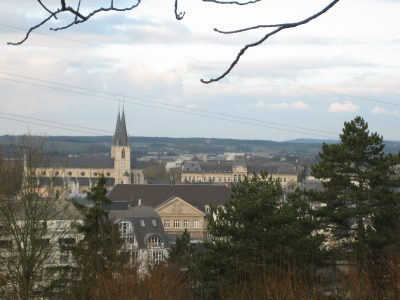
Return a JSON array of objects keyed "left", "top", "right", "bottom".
[{"left": 1, "top": 116, "right": 400, "bottom": 299}]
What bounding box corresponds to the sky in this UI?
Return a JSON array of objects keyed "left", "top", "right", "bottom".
[{"left": 0, "top": 0, "right": 399, "bottom": 142}]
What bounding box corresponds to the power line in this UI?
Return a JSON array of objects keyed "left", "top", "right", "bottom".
[
  {"left": 0, "top": 112, "right": 112, "bottom": 135},
  {"left": 0, "top": 75, "right": 338, "bottom": 138},
  {"left": 0, "top": 72, "right": 338, "bottom": 137},
  {"left": 0, "top": 23, "right": 399, "bottom": 108},
  {"left": 0, "top": 115, "right": 105, "bottom": 135}
]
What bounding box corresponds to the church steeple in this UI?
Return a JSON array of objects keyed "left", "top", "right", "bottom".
[{"left": 112, "top": 108, "right": 128, "bottom": 146}]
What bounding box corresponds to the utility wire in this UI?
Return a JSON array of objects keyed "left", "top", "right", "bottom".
[
  {"left": 0, "top": 71, "right": 338, "bottom": 137},
  {"left": 0, "top": 76, "right": 338, "bottom": 138},
  {"left": 0, "top": 115, "right": 105, "bottom": 135},
  {"left": 0, "top": 112, "right": 112, "bottom": 135},
  {"left": 0, "top": 23, "right": 399, "bottom": 108}
]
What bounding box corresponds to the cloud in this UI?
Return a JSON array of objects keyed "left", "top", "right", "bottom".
[
  {"left": 328, "top": 101, "right": 359, "bottom": 113},
  {"left": 371, "top": 106, "right": 388, "bottom": 114},
  {"left": 371, "top": 106, "right": 399, "bottom": 115},
  {"left": 256, "top": 101, "right": 309, "bottom": 110}
]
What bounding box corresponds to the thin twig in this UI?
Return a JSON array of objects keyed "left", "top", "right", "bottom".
[
  {"left": 203, "top": 0, "right": 262, "bottom": 5},
  {"left": 201, "top": 0, "right": 340, "bottom": 84},
  {"left": 175, "top": 0, "right": 185, "bottom": 20}
]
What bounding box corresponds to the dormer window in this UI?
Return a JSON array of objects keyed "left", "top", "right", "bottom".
[
  {"left": 205, "top": 205, "right": 211, "bottom": 214},
  {"left": 140, "top": 220, "right": 145, "bottom": 227},
  {"left": 147, "top": 235, "right": 163, "bottom": 248},
  {"left": 151, "top": 219, "right": 157, "bottom": 226}
]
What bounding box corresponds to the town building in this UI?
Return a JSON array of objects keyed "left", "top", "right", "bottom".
[
  {"left": 107, "top": 203, "right": 170, "bottom": 269},
  {"left": 108, "top": 184, "right": 232, "bottom": 241},
  {"left": 37, "top": 109, "right": 144, "bottom": 192},
  {"left": 181, "top": 157, "right": 298, "bottom": 188}
]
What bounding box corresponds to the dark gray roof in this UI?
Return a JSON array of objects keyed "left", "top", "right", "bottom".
[
  {"left": 108, "top": 184, "right": 231, "bottom": 213},
  {"left": 113, "top": 109, "right": 128, "bottom": 146},
  {"left": 44, "top": 156, "right": 115, "bottom": 169},
  {"left": 182, "top": 161, "right": 233, "bottom": 173},
  {"left": 109, "top": 206, "right": 169, "bottom": 248},
  {"left": 247, "top": 163, "right": 297, "bottom": 175}
]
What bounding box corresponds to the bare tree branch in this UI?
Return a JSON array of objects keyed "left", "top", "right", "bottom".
[
  {"left": 202, "top": 0, "right": 262, "bottom": 5},
  {"left": 8, "top": 0, "right": 141, "bottom": 45},
  {"left": 175, "top": 0, "right": 185, "bottom": 20},
  {"left": 201, "top": 0, "right": 340, "bottom": 84},
  {"left": 8, "top": 0, "right": 340, "bottom": 84}
]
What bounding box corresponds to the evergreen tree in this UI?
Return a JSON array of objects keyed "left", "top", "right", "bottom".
[
  {"left": 199, "top": 173, "right": 323, "bottom": 297},
  {"left": 312, "top": 116, "right": 400, "bottom": 263},
  {"left": 68, "top": 174, "right": 122, "bottom": 298}
]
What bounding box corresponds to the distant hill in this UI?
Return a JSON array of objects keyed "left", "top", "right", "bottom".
[{"left": 1, "top": 135, "right": 399, "bottom": 157}]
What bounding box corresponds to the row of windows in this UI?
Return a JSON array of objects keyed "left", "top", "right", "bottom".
[
  {"left": 44, "top": 171, "right": 112, "bottom": 177},
  {"left": 163, "top": 219, "right": 201, "bottom": 229},
  {"left": 184, "top": 175, "right": 292, "bottom": 183},
  {"left": 184, "top": 176, "right": 233, "bottom": 182}
]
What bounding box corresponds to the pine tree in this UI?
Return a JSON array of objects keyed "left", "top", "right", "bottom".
[
  {"left": 199, "top": 173, "right": 323, "bottom": 297},
  {"left": 312, "top": 116, "right": 400, "bottom": 263},
  {"left": 68, "top": 174, "right": 122, "bottom": 298}
]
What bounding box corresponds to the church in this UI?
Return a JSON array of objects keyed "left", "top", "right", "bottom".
[{"left": 37, "top": 109, "right": 144, "bottom": 192}]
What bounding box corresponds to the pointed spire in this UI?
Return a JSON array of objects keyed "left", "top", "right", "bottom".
[
  {"left": 112, "top": 106, "right": 128, "bottom": 146},
  {"left": 119, "top": 108, "right": 128, "bottom": 146},
  {"left": 112, "top": 111, "right": 121, "bottom": 146}
]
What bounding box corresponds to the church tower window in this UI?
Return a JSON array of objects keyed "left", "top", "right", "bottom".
[{"left": 122, "top": 148, "right": 125, "bottom": 159}]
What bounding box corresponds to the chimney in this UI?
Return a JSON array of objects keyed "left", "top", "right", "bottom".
[{"left": 138, "top": 198, "right": 142, "bottom": 207}]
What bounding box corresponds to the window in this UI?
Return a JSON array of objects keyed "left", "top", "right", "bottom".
[
  {"left": 80, "top": 171, "right": 85, "bottom": 176},
  {"left": 68, "top": 171, "right": 72, "bottom": 176},
  {"left": 94, "top": 172, "right": 98, "bottom": 176},
  {"left": 106, "top": 172, "right": 111, "bottom": 176},
  {"left": 55, "top": 171, "right": 59, "bottom": 176},
  {"left": 139, "top": 220, "right": 146, "bottom": 227},
  {"left": 119, "top": 221, "right": 133, "bottom": 242},
  {"left": 60, "top": 252, "right": 71, "bottom": 264},
  {"left": 151, "top": 219, "right": 157, "bottom": 227},
  {"left": 59, "top": 238, "right": 76, "bottom": 247},
  {"left": 149, "top": 250, "right": 165, "bottom": 264},
  {"left": 122, "top": 148, "right": 125, "bottom": 159},
  {"left": 183, "top": 220, "right": 189, "bottom": 228},
  {"left": 205, "top": 205, "right": 210, "bottom": 214},
  {"left": 147, "top": 235, "right": 163, "bottom": 248},
  {"left": 193, "top": 220, "right": 200, "bottom": 229},
  {"left": 206, "top": 232, "right": 212, "bottom": 239},
  {"left": 0, "top": 240, "right": 12, "bottom": 249},
  {"left": 163, "top": 220, "right": 170, "bottom": 228},
  {"left": 174, "top": 220, "right": 180, "bottom": 228}
]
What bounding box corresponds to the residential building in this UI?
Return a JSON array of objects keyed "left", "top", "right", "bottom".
[
  {"left": 107, "top": 203, "right": 170, "bottom": 269},
  {"left": 108, "top": 184, "right": 231, "bottom": 241}
]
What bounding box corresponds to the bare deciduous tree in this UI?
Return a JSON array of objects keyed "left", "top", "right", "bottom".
[
  {"left": 0, "top": 137, "right": 78, "bottom": 299},
  {"left": 8, "top": 0, "right": 340, "bottom": 83}
]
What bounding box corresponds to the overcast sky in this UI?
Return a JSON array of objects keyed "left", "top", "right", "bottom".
[{"left": 0, "top": 0, "right": 399, "bottom": 141}]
